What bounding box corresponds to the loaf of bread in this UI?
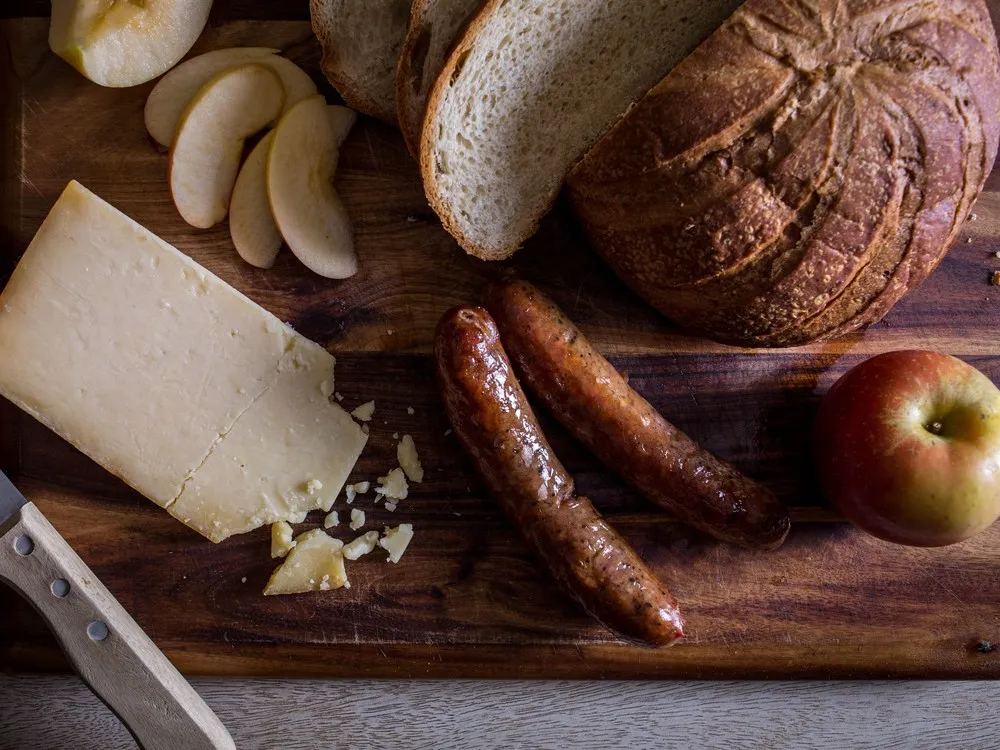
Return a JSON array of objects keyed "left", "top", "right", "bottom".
[
  {"left": 420, "top": 0, "right": 744, "bottom": 261},
  {"left": 310, "top": 0, "right": 412, "bottom": 124},
  {"left": 568, "top": 0, "right": 1000, "bottom": 347},
  {"left": 396, "top": 0, "right": 484, "bottom": 155}
]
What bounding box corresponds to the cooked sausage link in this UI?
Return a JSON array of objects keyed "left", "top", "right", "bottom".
[
  {"left": 435, "top": 305, "right": 683, "bottom": 647},
  {"left": 485, "top": 279, "right": 790, "bottom": 550}
]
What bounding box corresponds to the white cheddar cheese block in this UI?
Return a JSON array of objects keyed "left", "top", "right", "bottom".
[
  {"left": 264, "top": 529, "right": 347, "bottom": 595},
  {"left": 0, "top": 181, "right": 368, "bottom": 542}
]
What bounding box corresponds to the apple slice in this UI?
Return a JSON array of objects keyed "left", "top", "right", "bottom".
[
  {"left": 230, "top": 131, "right": 282, "bottom": 269},
  {"left": 49, "top": 0, "right": 212, "bottom": 88},
  {"left": 231, "top": 106, "right": 356, "bottom": 270},
  {"left": 328, "top": 105, "right": 358, "bottom": 148},
  {"left": 170, "top": 64, "right": 285, "bottom": 229},
  {"left": 268, "top": 96, "right": 358, "bottom": 279},
  {"left": 145, "top": 48, "right": 319, "bottom": 147}
]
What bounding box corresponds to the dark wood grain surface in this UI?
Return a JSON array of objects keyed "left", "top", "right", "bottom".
[{"left": 1, "top": 6, "right": 999, "bottom": 679}]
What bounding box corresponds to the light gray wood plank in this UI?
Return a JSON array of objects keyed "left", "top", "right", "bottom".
[{"left": 2, "top": 676, "right": 999, "bottom": 750}]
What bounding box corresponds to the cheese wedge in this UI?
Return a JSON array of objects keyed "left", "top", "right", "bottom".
[{"left": 0, "top": 181, "right": 368, "bottom": 542}]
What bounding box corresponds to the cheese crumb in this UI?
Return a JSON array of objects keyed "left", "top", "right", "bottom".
[
  {"left": 385, "top": 501, "right": 397, "bottom": 512},
  {"left": 306, "top": 479, "right": 323, "bottom": 495},
  {"left": 334, "top": 391, "right": 344, "bottom": 402},
  {"left": 351, "top": 400, "right": 376, "bottom": 422},
  {"left": 270, "top": 521, "right": 296, "bottom": 559},
  {"left": 323, "top": 511, "right": 340, "bottom": 529},
  {"left": 379, "top": 524, "right": 414, "bottom": 563},
  {"left": 392, "top": 432, "right": 399, "bottom": 440},
  {"left": 376, "top": 468, "right": 409, "bottom": 501},
  {"left": 344, "top": 481, "right": 370, "bottom": 505},
  {"left": 241, "top": 577, "right": 247, "bottom": 583},
  {"left": 350, "top": 508, "right": 365, "bottom": 530},
  {"left": 407, "top": 406, "right": 415, "bottom": 415},
  {"left": 397, "top": 435, "right": 424, "bottom": 483},
  {"left": 343, "top": 531, "right": 380, "bottom": 560},
  {"left": 320, "top": 379, "right": 334, "bottom": 399}
]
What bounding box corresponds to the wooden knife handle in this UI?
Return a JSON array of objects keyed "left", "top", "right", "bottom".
[{"left": 0, "top": 502, "right": 235, "bottom": 750}]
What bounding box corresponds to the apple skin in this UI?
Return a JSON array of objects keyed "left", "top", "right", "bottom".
[{"left": 815, "top": 350, "right": 1000, "bottom": 547}]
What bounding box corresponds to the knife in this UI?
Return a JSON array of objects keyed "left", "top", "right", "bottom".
[{"left": 0, "top": 471, "right": 235, "bottom": 750}]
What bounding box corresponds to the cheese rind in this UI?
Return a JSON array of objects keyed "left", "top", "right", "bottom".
[{"left": 0, "top": 181, "right": 368, "bottom": 542}]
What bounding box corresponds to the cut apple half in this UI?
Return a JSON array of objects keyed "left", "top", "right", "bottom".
[
  {"left": 145, "top": 47, "right": 319, "bottom": 147},
  {"left": 49, "top": 0, "right": 213, "bottom": 88},
  {"left": 231, "top": 131, "right": 283, "bottom": 269},
  {"left": 169, "top": 64, "right": 285, "bottom": 229},
  {"left": 268, "top": 96, "right": 358, "bottom": 279}
]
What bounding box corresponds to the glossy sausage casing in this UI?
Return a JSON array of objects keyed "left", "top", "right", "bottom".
[
  {"left": 485, "top": 280, "right": 790, "bottom": 550},
  {"left": 435, "top": 306, "right": 684, "bottom": 648}
]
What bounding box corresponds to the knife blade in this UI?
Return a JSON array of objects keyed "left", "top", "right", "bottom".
[
  {"left": 0, "top": 469, "right": 26, "bottom": 526},
  {"left": 0, "top": 471, "right": 235, "bottom": 750}
]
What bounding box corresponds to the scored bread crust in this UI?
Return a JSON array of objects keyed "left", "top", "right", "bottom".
[
  {"left": 568, "top": 0, "right": 1000, "bottom": 348},
  {"left": 397, "top": 0, "right": 484, "bottom": 156},
  {"left": 310, "top": 0, "right": 412, "bottom": 124}
]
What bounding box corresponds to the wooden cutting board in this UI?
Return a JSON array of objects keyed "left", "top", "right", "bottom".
[{"left": 2, "top": 3, "right": 999, "bottom": 680}]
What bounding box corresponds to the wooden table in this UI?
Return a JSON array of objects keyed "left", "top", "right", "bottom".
[
  {"left": 2, "top": 2, "right": 1000, "bottom": 683},
  {"left": 2, "top": 675, "right": 999, "bottom": 749}
]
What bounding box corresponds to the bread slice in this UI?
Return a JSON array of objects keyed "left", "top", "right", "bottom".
[
  {"left": 419, "top": 0, "right": 744, "bottom": 260},
  {"left": 310, "top": 0, "right": 412, "bottom": 124},
  {"left": 397, "top": 0, "right": 484, "bottom": 155}
]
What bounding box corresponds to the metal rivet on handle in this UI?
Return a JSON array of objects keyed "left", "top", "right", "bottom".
[
  {"left": 87, "top": 621, "right": 109, "bottom": 641},
  {"left": 51, "top": 578, "right": 70, "bottom": 598},
  {"left": 13, "top": 535, "right": 33, "bottom": 556}
]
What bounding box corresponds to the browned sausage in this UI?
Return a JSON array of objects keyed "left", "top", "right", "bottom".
[
  {"left": 435, "top": 305, "right": 684, "bottom": 648},
  {"left": 485, "top": 279, "right": 790, "bottom": 550}
]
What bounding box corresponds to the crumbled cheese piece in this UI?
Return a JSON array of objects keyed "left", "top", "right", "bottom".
[
  {"left": 385, "top": 501, "right": 397, "bottom": 512},
  {"left": 306, "top": 479, "right": 323, "bottom": 495},
  {"left": 379, "top": 524, "right": 414, "bottom": 563},
  {"left": 392, "top": 432, "right": 399, "bottom": 440},
  {"left": 323, "top": 510, "right": 340, "bottom": 529},
  {"left": 334, "top": 391, "right": 344, "bottom": 402},
  {"left": 351, "top": 400, "right": 376, "bottom": 422},
  {"left": 361, "top": 424, "right": 370, "bottom": 435},
  {"left": 270, "top": 521, "right": 296, "bottom": 559},
  {"left": 971, "top": 213, "right": 978, "bottom": 221},
  {"left": 264, "top": 530, "right": 346, "bottom": 595},
  {"left": 407, "top": 406, "right": 414, "bottom": 415},
  {"left": 241, "top": 577, "right": 247, "bottom": 583},
  {"left": 375, "top": 468, "right": 409, "bottom": 501},
  {"left": 343, "top": 530, "right": 380, "bottom": 560},
  {"left": 444, "top": 429, "right": 452, "bottom": 436},
  {"left": 344, "top": 580, "right": 352, "bottom": 588},
  {"left": 397, "top": 435, "right": 424, "bottom": 483},
  {"left": 344, "top": 481, "right": 370, "bottom": 505},
  {"left": 350, "top": 508, "right": 365, "bottom": 530}
]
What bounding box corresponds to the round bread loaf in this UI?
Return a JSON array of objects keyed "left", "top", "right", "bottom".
[{"left": 568, "top": 0, "right": 1000, "bottom": 347}]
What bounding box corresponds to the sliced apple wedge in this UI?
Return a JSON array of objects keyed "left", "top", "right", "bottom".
[
  {"left": 268, "top": 96, "right": 358, "bottom": 279},
  {"left": 328, "top": 105, "right": 358, "bottom": 148},
  {"left": 231, "top": 131, "right": 283, "bottom": 269},
  {"left": 170, "top": 64, "right": 285, "bottom": 229},
  {"left": 145, "top": 48, "right": 319, "bottom": 147},
  {"left": 49, "top": 0, "right": 212, "bottom": 88}
]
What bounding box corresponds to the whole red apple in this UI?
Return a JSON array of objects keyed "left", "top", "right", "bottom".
[{"left": 815, "top": 350, "right": 1000, "bottom": 547}]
